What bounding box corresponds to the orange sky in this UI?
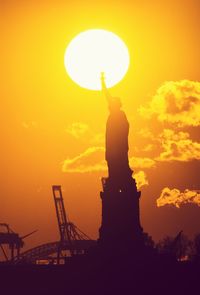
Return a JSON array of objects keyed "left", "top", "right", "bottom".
[{"left": 1, "top": 0, "right": 200, "bottom": 252}]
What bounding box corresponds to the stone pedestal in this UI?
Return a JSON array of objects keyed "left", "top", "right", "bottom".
[{"left": 98, "top": 176, "right": 144, "bottom": 250}]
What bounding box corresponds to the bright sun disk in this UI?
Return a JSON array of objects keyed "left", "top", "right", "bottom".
[{"left": 64, "top": 29, "right": 130, "bottom": 90}]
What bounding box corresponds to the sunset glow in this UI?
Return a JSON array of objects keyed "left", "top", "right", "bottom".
[
  {"left": 1, "top": 0, "right": 200, "bottom": 253},
  {"left": 64, "top": 29, "right": 130, "bottom": 90}
]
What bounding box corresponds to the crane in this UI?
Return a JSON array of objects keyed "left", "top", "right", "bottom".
[
  {"left": 13, "top": 186, "right": 96, "bottom": 264},
  {"left": 0, "top": 223, "right": 37, "bottom": 263},
  {"left": 52, "top": 185, "right": 92, "bottom": 263}
]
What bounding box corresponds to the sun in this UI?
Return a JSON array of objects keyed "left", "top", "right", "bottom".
[{"left": 64, "top": 29, "right": 130, "bottom": 90}]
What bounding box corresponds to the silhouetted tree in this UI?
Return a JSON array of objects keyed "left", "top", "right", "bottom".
[
  {"left": 143, "top": 232, "right": 155, "bottom": 249},
  {"left": 194, "top": 233, "right": 200, "bottom": 259},
  {"left": 156, "top": 235, "right": 173, "bottom": 255},
  {"left": 156, "top": 233, "right": 192, "bottom": 260}
]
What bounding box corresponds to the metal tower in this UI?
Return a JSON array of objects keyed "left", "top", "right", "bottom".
[
  {"left": 52, "top": 185, "right": 71, "bottom": 242},
  {"left": 52, "top": 185, "right": 91, "bottom": 263},
  {"left": 0, "top": 223, "right": 36, "bottom": 263},
  {"left": 13, "top": 186, "right": 96, "bottom": 264}
]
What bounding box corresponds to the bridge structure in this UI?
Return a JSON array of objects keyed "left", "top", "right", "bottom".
[
  {"left": 0, "top": 223, "right": 37, "bottom": 263},
  {"left": 14, "top": 185, "right": 96, "bottom": 264},
  {"left": 13, "top": 240, "right": 96, "bottom": 264}
]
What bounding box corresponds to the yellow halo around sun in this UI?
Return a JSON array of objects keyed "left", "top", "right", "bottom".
[{"left": 64, "top": 29, "right": 130, "bottom": 90}]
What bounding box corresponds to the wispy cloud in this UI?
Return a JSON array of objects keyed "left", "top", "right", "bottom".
[
  {"left": 130, "top": 156, "right": 156, "bottom": 168},
  {"left": 90, "top": 132, "right": 104, "bottom": 145},
  {"left": 22, "top": 121, "right": 38, "bottom": 129},
  {"left": 62, "top": 146, "right": 106, "bottom": 173},
  {"left": 139, "top": 80, "right": 200, "bottom": 127},
  {"left": 138, "top": 128, "right": 155, "bottom": 140},
  {"left": 157, "top": 187, "right": 200, "bottom": 208},
  {"left": 66, "top": 122, "right": 89, "bottom": 139},
  {"left": 156, "top": 129, "right": 200, "bottom": 162},
  {"left": 62, "top": 147, "right": 148, "bottom": 189},
  {"left": 142, "top": 144, "right": 154, "bottom": 152},
  {"left": 135, "top": 171, "right": 149, "bottom": 189},
  {"left": 66, "top": 122, "right": 104, "bottom": 146},
  {"left": 62, "top": 146, "right": 154, "bottom": 173}
]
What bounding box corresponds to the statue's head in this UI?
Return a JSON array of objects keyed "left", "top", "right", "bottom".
[{"left": 109, "top": 97, "right": 122, "bottom": 112}]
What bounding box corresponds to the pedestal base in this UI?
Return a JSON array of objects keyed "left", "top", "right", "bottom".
[{"left": 98, "top": 177, "right": 143, "bottom": 250}]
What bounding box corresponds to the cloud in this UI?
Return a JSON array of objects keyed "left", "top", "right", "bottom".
[
  {"left": 22, "top": 121, "right": 38, "bottom": 129},
  {"left": 66, "top": 122, "right": 89, "bottom": 139},
  {"left": 90, "top": 132, "right": 104, "bottom": 145},
  {"left": 62, "top": 146, "right": 155, "bottom": 173},
  {"left": 138, "top": 128, "right": 154, "bottom": 140},
  {"left": 142, "top": 144, "right": 154, "bottom": 152},
  {"left": 139, "top": 80, "right": 200, "bottom": 127},
  {"left": 135, "top": 171, "right": 149, "bottom": 189},
  {"left": 156, "top": 129, "right": 200, "bottom": 162},
  {"left": 62, "top": 147, "right": 106, "bottom": 173},
  {"left": 157, "top": 187, "right": 200, "bottom": 208},
  {"left": 66, "top": 122, "right": 105, "bottom": 146},
  {"left": 130, "top": 156, "right": 156, "bottom": 168},
  {"left": 62, "top": 146, "right": 148, "bottom": 189}
]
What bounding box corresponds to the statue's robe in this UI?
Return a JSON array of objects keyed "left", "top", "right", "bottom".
[{"left": 106, "top": 109, "right": 132, "bottom": 181}]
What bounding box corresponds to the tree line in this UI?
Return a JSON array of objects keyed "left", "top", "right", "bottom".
[{"left": 155, "top": 232, "right": 200, "bottom": 261}]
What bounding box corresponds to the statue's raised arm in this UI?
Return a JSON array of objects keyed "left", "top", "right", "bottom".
[{"left": 100, "top": 72, "right": 112, "bottom": 104}]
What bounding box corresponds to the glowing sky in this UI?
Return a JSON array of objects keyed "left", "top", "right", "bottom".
[{"left": 1, "top": 0, "right": 200, "bottom": 252}]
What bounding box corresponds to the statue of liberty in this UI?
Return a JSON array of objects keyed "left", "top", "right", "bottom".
[
  {"left": 98, "top": 73, "right": 143, "bottom": 247},
  {"left": 101, "top": 73, "right": 133, "bottom": 186}
]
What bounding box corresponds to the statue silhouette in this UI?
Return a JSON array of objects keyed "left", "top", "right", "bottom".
[
  {"left": 101, "top": 73, "right": 133, "bottom": 186},
  {"left": 99, "top": 73, "right": 143, "bottom": 248}
]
